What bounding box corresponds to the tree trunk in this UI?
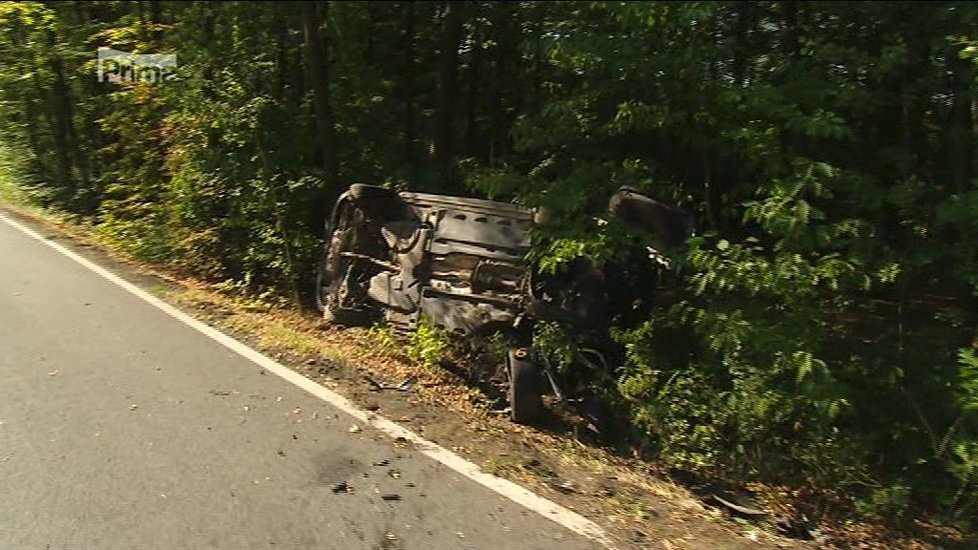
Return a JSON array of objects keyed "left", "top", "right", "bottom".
[
  {"left": 401, "top": 2, "right": 417, "bottom": 173},
  {"left": 780, "top": 1, "right": 800, "bottom": 60},
  {"left": 464, "top": 26, "right": 482, "bottom": 158},
  {"left": 149, "top": 0, "right": 163, "bottom": 46},
  {"left": 434, "top": 1, "right": 463, "bottom": 181},
  {"left": 44, "top": 30, "right": 75, "bottom": 199},
  {"left": 488, "top": 2, "right": 520, "bottom": 167},
  {"left": 274, "top": 3, "right": 289, "bottom": 101},
  {"left": 301, "top": 1, "right": 340, "bottom": 193},
  {"left": 732, "top": 2, "right": 753, "bottom": 87},
  {"left": 949, "top": 45, "right": 973, "bottom": 195},
  {"left": 529, "top": 3, "right": 544, "bottom": 111}
]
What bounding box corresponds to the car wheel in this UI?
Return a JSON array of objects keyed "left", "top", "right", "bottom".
[
  {"left": 507, "top": 347, "right": 543, "bottom": 424},
  {"left": 316, "top": 202, "right": 374, "bottom": 326}
]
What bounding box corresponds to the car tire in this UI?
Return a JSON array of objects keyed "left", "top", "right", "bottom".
[
  {"left": 507, "top": 347, "right": 543, "bottom": 424},
  {"left": 316, "top": 202, "right": 374, "bottom": 326}
]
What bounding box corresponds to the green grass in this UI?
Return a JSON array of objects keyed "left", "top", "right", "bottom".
[
  {"left": 0, "top": 143, "right": 34, "bottom": 205},
  {"left": 0, "top": 142, "right": 60, "bottom": 225}
]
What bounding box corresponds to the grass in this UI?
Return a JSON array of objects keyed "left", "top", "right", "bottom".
[
  {"left": 159, "top": 283, "right": 347, "bottom": 363},
  {"left": 0, "top": 143, "right": 51, "bottom": 219}
]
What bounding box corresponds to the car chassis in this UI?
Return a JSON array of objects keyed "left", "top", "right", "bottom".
[{"left": 316, "top": 183, "right": 689, "bottom": 424}]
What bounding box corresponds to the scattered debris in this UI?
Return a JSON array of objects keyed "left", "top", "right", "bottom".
[
  {"left": 365, "top": 375, "right": 417, "bottom": 392},
  {"left": 712, "top": 493, "right": 767, "bottom": 517},
  {"left": 365, "top": 402, "right": 380, "bottom": 411},
  {"left": 209, "top": 389, "right": 232, "bottom": 396},
  {"left": 387, "top": 469, "right": 401, "bottom": 479},
  {"left": 47, "top": 369, "right": 59, "bottom": 377},
  {"left": 773, "top": 514, "right": 817, "bottom": 540},
  {"left": 381, "top": 493, "right": 402, "bottom": 501},
  {"left": 332, "top": 481, "right": 352, "bottom": 494},
  {"left": 552, "top": 480, "right": 577, "bottom": 494},
  {"left": 348, "top": 425, "right": 362, "bottom": 434},
  {"left": 277, "top": 450, "right": 286, "bottom": 457},
  {"left": 128, "top": 404, "right": 139, "bottom": 411},
  {"left": 373, "top": 459, "right": 390, "bottom": 466}
]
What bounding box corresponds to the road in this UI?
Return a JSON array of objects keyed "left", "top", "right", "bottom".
[{"left": 0, "top": 213, "right": 601, "bottom": 550}]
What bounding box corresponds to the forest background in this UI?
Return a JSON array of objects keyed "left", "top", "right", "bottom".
[{"left": 2, "top": 0, "right": 978, "bottom": 536}]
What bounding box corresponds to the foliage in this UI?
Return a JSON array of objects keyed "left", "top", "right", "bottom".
[
  {"left": 2, "top": 0, "right": 978, "bottom": 535},
  {"left": 405, "top": 316, "right": 451, "bottom": 372}
]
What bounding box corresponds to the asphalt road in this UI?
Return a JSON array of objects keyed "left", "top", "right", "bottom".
[{"left": 0, "top": 214, "right": 600, "bottom": 550}]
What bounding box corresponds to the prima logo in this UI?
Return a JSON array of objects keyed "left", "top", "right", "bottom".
[{"left": 96, "top": 47, "right": 177, "bottom": 83}]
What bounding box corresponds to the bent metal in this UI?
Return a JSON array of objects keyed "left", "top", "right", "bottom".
[{"left": 316, "top": 184, "right": 691, "bottom": 424}]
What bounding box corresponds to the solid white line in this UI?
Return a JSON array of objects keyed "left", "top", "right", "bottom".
[{"left": 0, "top": 212, "right": 616, "bottom": 549}]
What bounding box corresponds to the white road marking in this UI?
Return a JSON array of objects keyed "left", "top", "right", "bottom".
[{"left": 0, "top": 212, "right": 616, "bottom": 549}]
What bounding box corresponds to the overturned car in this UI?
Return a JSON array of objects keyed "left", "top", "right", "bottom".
[{"left": 316, "top": 183, "right": 691, "bottom": 424}]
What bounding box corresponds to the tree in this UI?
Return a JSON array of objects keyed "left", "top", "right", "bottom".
[{"left": 301, "top": 1, "right": 340, "bottom": 191}]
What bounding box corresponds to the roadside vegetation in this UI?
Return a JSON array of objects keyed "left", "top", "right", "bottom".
[{"left": 2, "top": 1, "right": 978, "bottom": 544}]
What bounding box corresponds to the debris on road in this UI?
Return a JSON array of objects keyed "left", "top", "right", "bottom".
[
  {"left": 348, "top": 424, "right": 362, "bottom": 434},
  {"left": 381, "top": 493, "right": 401, "bottom": 501},
  {"left": 332, "top": 481, "right": 352, "bottom": 494}
]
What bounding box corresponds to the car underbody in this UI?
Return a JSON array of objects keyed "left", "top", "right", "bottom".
[{"left": 316, "top": 183, "right": 691, "bottom": 424}]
